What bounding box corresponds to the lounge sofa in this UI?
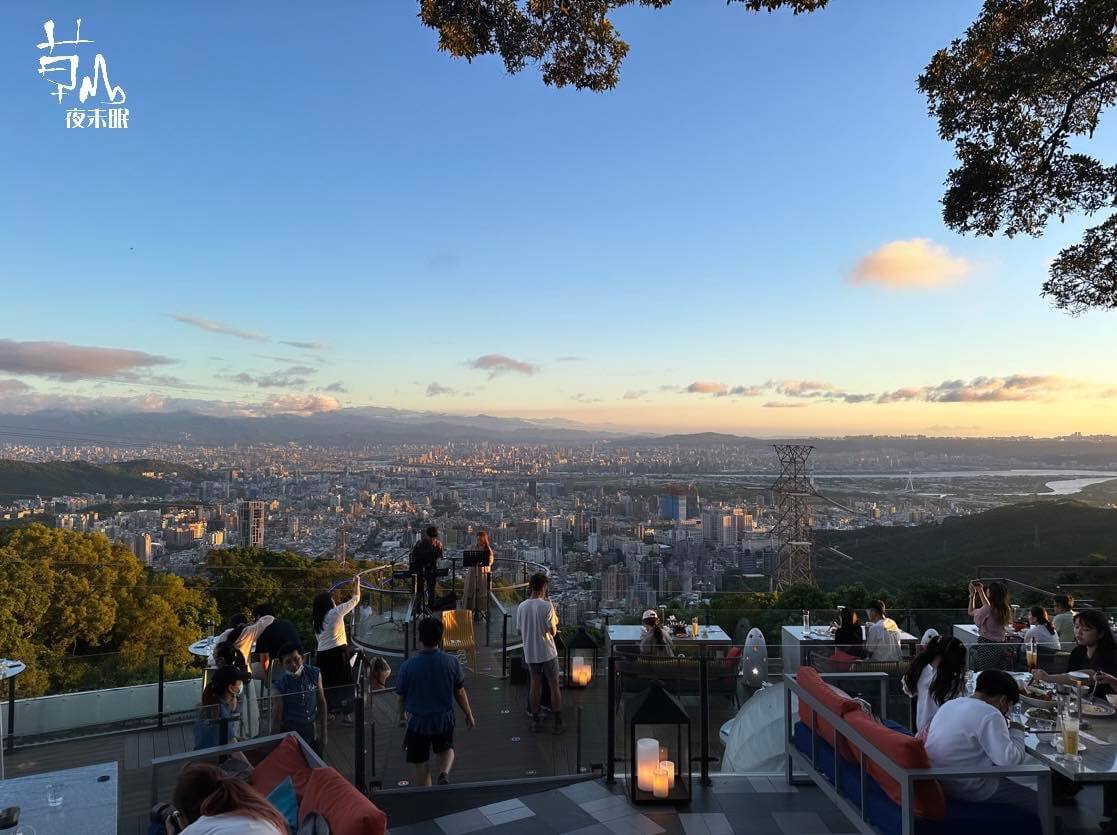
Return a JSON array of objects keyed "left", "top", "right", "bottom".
[
  {"left": 784, "top": 667, "right": 1053, "bottom": 835},
  {"left": 151, "top": 732, "right": 388, "bottom": 835}
]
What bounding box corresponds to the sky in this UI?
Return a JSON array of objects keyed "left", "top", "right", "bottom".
[{"left": 2, "top": 1, "right": 1116, "bottom": 437}]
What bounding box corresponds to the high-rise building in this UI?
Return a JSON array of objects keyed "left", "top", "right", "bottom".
[
  {"left": 238, "top": 500, "right": 265, "bottom": 547},
  {"left": 131, "top": 532, "right": 152, "bottom": 565},
  {"left": 334, "top": 526, "right": 348, "bottom": 562},
  {"left": 658, "top": 495, "right": 687, "bottom": 522},
  {"left": 549, "top": 529, "right": 563, "bottom": 571}
]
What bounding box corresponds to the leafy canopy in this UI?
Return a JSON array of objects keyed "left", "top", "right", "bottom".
[{"left": 920, "top": 0, "right": 1117, "bottom": 313}]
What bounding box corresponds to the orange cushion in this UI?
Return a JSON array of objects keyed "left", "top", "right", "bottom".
[
  {"left": 298, "top": 766, "right": 388, "bottom": 835},
  {"left": 250, "top": 733, "right": 314, "bottom": 797},
  {"left": 796, "top": 666, "right": 861, "bottom": 745},
  {"left": 844, "top": 710, "right": 945, "bottom": 820}
]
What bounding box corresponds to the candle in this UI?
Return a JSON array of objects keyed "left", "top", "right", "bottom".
[
  {"left": 653, "top": 767, "right": 670, "bottom": 799},
  {"left": 659, "top": 744, "right": 669, "bottom": 762},
  {"left": 660, "top": 760, "right": 675, "bottom": 788},
  {"left": 636, "top": 738, "right": 659, "bottom": 791}
]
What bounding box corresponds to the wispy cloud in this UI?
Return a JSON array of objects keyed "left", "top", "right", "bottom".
[
  {"left": 0, "top": 379, "right": 31, "bottom": 394},
  {"left": 570, "top": 393, "right": 603, "bottom": 403},
  {"left": 0, "top": 339, "right": 175, "bottom": 381},
  {"left": 466, "top": 354, "right": 539, "bottom": 378},
  {"left": 321, "top": 381, "right": 347, "bottom": 393},
  {"left": 623, "top": 390, "right": 647, "bottom": 400},
  {"left": 849, "top": 239, "right": 971, "bottom": 289},
  {"left": 220, "top": 366, "right": 317, "bottom": 389},
  {"left": 259, "top": 394, "right": 341, "bottom": 415},
  {"left": 426, "top": 382, "right": 455, "bottom": 397},
  {"left": 728, "top": 385, "right": 765, "bottom": 397},
  {"left": 556, "top": 356, "right": 586, "bottom": 362},
  {"left": 763, "top": 401, "right": 807, "bottom": 409},
  {"left": 684, "top": 381, "right": 729, "bottom": 395},
  {"left": 281, "top": 340, "right": 328, "bottom": 351},
  {"left": 173, "top": 314, "right": 267, "bottom": 342}
]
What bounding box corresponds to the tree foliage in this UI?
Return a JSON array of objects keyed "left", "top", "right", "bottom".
[
  {"left": 0, "top": 525, "right": 217, "bottom": 696},
  {"left": 919, "top": 0, "right": 1117, "bottom": 312},
  {"left": 418, "top": 0, "right": 828, "bottom": 91}
]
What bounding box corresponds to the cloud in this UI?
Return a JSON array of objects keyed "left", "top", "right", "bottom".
[
  {"left": 684, "top": 381, "right": 729, "bottom": 395},
  {"left": 849, "top": 239, "right": 971, "bottom": 289},
  {"left": 219, "top": 366, "right": 317, "bottom": 389},
  {"left": 659, "top": 384, "right": 679, "bottom": 392},
  {"left": 426, "top": 382, "right": 455, "bottom": 397},
  {"left": 321, "top": 381, "right": 347, "bottom": 393},
  {"left": 556, "top": 356, "right": 586, "bottom": 362},
  {"left": 0, "top": 339, "right": 175, "bottom": 381},
  {"left": 173, "top": 314, "right": 267, "bottom": 341},
  {"left": 623, "top": 390, "right": 647, "bottom": 400},
  {"left": 762, "top": 401, "right": 807, "bottom": 409},
  {"left": 258, "top": 394, "right": 341, "bottom": 415},
  {"left": 281, "top": 340, "right": 328, "bottom": 351},
  {"left": 776, "top": 380, "right": 836, "bottom": 397},
  {"left": 570, "top": 393, "right": 603, "bottom": 403},
  {"left": 728, "top": 385, "right": 764, "bottom": 397},
  {"left": 877, "top": 375, "right": 1076, "bottom": 403},
  {"left": 466, "top": 354, "right": 539, "bottom": 378},
  {"left": 0, "top": 379, "right": 31, "bottom": 394}
]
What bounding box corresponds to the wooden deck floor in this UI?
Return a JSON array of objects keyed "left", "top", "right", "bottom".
[{"left": 3, "top": 646, "right": 741, "bottom": 831}]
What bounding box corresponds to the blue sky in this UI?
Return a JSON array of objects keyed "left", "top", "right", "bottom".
[{"left": 2, "top": 1, "right": 1115, "bottom": 435}]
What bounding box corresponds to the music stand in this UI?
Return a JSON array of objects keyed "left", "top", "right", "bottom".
[{"left": 462, "top": 550, "right": 489, "bottom": 568}]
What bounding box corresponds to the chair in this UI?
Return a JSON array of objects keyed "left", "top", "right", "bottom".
[{"left": 441, "top": 609, "right": 477, "bottom": 673}]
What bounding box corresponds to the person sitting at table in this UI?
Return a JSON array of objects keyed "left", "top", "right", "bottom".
[
  {"left": 1022, "top": 606, "right": 1059, "bottom": 650},
  {"left": 923, "top": 670, "right": 1028, "bottom": 803},
  {"left": 832, "top": 606, "right": 865, "bottom": 657},
  {"left": 968, "top": 580, "right": 1012, "bottom": 670},
  {"left": 640, "top": 609, "right": 674, "bottom": 657},
  {"left": 1034, "top": 608, "right": 1117, "bottom": 698},
  {"left": 165, "top": 761, "right": 287, "bottom": 834},
  {"left": 864, "top": 600, "right": 902, "bottom": 662},
  {"left": 902, "top": 635, "right": 967, "bottom": 737},
  {"left": 1052, "top": 594, "right": 1077, "bottom": 648}
]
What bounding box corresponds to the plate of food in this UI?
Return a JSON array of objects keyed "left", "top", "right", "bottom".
[
  {"left": 1077, "top": 701, "right": 1116, "bottom": 718},
  {"left": 1026, "top": 706, "right": 1057, "bottom": 722},
  {"left": 1021, "top": 685, "right": 1057, "bottom": 708}
]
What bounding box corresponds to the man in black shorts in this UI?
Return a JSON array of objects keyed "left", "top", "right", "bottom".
[{"left": 396, "top": 617, "right": 476, "bottom": 786}]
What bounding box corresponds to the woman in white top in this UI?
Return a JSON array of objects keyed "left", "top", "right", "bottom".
[
  {"left": 170, "top": 762, "right": 286, "bottom": 834},
  {"left": 1022, "top": 606, "right": 1060, "bottom": 649},
  {"left": 901, "top": 635, "right": 967, "bottom": 737},
  {"left": 313, "top": 576, "right": 361, "bottom": 721}
]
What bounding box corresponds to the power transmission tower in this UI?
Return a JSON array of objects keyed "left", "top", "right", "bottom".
[{"left": 770, "top": 444, "right": 816, "bottom": 591}]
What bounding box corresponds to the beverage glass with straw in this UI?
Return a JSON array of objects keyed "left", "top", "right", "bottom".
[{"left": 1026, "top": 637, "right": 1037, "bottom": 671}]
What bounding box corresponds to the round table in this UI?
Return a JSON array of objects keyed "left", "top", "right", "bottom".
[{"left": 0, "top": 659, "right": 26, "bottom": 780}]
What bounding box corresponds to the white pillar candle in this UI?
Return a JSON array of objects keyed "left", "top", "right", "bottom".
[
  {"left": 636, "top": 738, "right": 660, "bottom": 791},
  {"left": 653, "top": 767, "right": 670, "bottom": 799},
  {"left": 660, "top": 760, "right": 675, "bottom": 788}
]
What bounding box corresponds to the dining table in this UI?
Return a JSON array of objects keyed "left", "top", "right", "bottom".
[{"left": 1015, "top": 672, "right": 1117, "bottom": 783}]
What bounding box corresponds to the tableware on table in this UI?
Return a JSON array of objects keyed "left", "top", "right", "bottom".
[
  {"left": 1107, "top": 693, "right": 1117, "bottom": 709},
  {"left": 1059, "top": 711, "right": 1082, "bottom": 759},
  {"left": 46, "top": 783, "right": 62, "bottom": 808}
]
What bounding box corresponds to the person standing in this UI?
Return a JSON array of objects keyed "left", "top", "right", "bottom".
[
  {"left": 313, "top": 576, "right": 361, "bottom": 723},
  {"left": 193, "top": 666, "right": 253, "bottom": 760},
  {"left": 1052, "top": 594, "right": 1077, "bottom": 648},
  {"left": 214, "top": 611, "right": 274, "bottom": 737},
  {"left": 272, "top": 644, "right": 328, "bottom": 755},
  {"left": 864, "top": 600, "right": 902, "bottom": 662},
  {"left": 409, "top": 526, "right": 444, "bottom": 613},
  {"left": 396, "top": 617, "right": 476, "bottom": 786},
  {"left": 462, "top": 529, "right": 494, "bottom": 621},
  {"left": 968, "top": 581, "right": 1012, "bottom": 670},
  {"left": 516, "top": 572, "right": 564, "bottom": 734},
  {"left": 252, "top": 604, "right": 300, "bottom": 684}
]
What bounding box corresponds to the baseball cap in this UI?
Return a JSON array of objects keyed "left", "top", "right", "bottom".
[{"left": 641, "top": 609, "right": 659, "bottom": 621}]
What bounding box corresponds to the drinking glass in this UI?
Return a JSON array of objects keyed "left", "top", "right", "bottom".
[
  {"left": 1060, "top": 713, "right": 1081, "bottom": 759},
  {"left": 47, "top": 782, "right": 63, "bottom": 807},
  {"left": 1025, "top": 638, "right": 1037, "bottom": 670}
]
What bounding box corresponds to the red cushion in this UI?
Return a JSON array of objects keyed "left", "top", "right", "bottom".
[
  {"left": 250, "top": 733, "right": 314, "bottom": 797},
  {"left": 844, "top": 710, "right": 946, "bottom": 820},
  {"left": 828, "top": 650, "right": 859, "bottom": 672},
  {"left": 299, "top": 767, "right": 387, "bottom": 835},
  {"left": 796, "top": 666, "right": 861, "bottom": 745}
]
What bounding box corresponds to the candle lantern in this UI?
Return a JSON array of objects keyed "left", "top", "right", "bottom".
[
  {"left": 628, "top": 681, "right": 691, "bottom": 804},
  {"left": 562, "top": 626, "right": 599, "bottom": 689}
]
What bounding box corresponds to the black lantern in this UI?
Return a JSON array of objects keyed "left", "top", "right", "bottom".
[
  {"left": 562, "top": 626, "right": 599, "bottom": 689},
  {"left": 627, "top": 681, "right": 691, "bottom": 804}
]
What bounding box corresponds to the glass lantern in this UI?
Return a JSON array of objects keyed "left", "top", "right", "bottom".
[
  {"left": 563, "top": 626, "right": 599, "bottom": 689},
  {"left": 627, "top": 681, "right": 691, "bottom": 804}
]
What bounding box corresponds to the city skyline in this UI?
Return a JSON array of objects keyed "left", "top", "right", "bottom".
[{"left": 4, "top": 1, "right": 1117, "bottom": 437}]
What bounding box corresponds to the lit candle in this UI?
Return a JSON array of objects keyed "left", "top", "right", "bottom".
[
  {"left": 660, "top": 760, "right": 675, "bottom": 788},
  {"left": 653, "top": 767, "right": 670, "bottom": 799},
  {"left": 637, "top": 738, "right": 659, "bottom": 791},
  {"left": 659, "top": 744, "right": 669, "bottom": 762}
]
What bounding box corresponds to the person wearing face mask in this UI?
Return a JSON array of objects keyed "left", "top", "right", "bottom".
[
  {"left": 194, "top": 666, "right": 253, "bottom": 756},
  {"left": 923, "top": 669, "right": 1028, "bottom": 803},
  {"left": 271, "top": 643, "right": 328, "bottom": 755}
]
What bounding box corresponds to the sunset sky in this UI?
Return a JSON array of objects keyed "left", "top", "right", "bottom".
[{"left": 3, "top": 1, "right": 1116, "bottom": 437}]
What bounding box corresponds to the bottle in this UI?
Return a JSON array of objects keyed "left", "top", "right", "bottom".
[
  {"left": 802, "top": 610, "right": 810, "bottom": 633},
  {"left": 691, "top": 617, "right": 699, "bottom": 638}
]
